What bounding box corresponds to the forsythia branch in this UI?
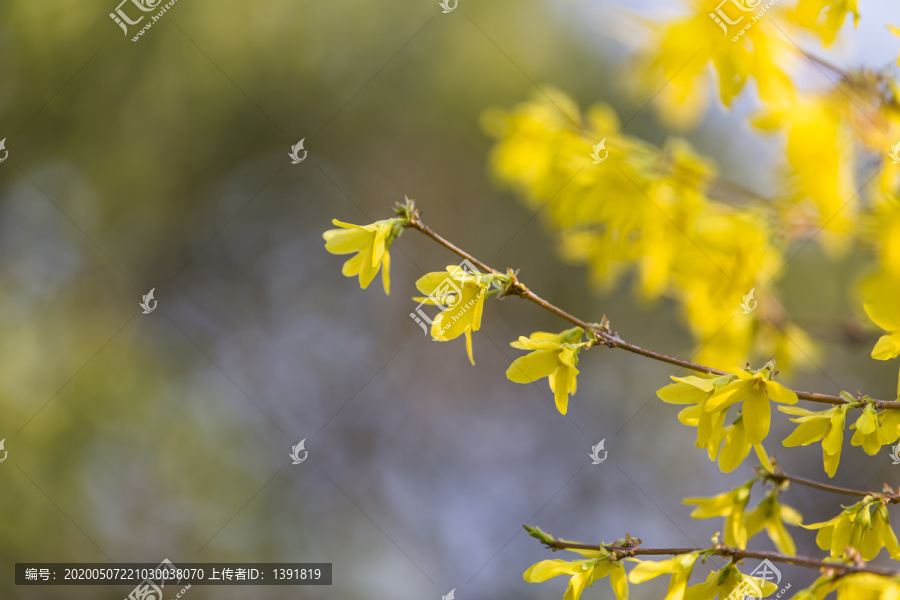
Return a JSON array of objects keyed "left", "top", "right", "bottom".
[
  {"left": 403, "top": 207, "right": 900, "bottom": 410},
  {"left": 528, "top": 527, "right": 900, "bottom": 577},
  {"left": 761, "top": 467, "right": 900, "bottom": 504}
]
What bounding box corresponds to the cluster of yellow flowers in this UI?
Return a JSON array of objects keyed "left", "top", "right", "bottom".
[
  {"left": 635, "top": 0, "right": 900, "bottom": 248},
  {"left": 483, "top": 3, "right": 900, "bottom": 382},
  {"left": 657, "top": 361, "right": 900, "bottom": 478},
  {"left": 524, "top": 545, "right": 782, "bottom": 600},
  {"left": 804, "top": 496, "right": 900, "bottom": 561},
  {"left": 323, "top": 207, "right": 900, "bottom": 600},
  {"left": 685, "top": 482, "right": 802, "bottom": 554},
  {"left": 481, "top": 90, "right": 816, "bottom": 372},
  {"left": 323, "top": 0, "right": 900, "bottom": 591},
  {"left": 322, "top": 214, "right": 591, "bottom": 412},
  {"left": 656, "top": 361, "right": 796, "bottom": 471}
]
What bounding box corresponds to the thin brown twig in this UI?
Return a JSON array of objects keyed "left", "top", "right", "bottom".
[
  {"left": 404, "top": 215, "right": 900, "bottom": 410},
  {"left": 539, "top": 535, "right": 899, "bottom": 577},
  {"left": 763, "top": 469, "right": 900, "bottom": 503}
]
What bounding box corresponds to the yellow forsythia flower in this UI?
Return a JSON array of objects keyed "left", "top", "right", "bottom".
[
  {"left": 849, "top": 402, "right": 900, "bottom": 456},
  {"left": 523, "top": 547, "right": 628, "bottom": 600},
  {"left": 627, "top": 552, "right": 699, "bottom": 600},
  {"left": 658, "top": 373, "right": 775, "bottom": 472},
  {"left": 683, "top": 481, "right": 753, "bottom": 548},
  {"left": 658, "top": 375, "right": 726, "bottom": 459},
  {"left": 744, "top": 491, "right": 803, "bottom": 556},
  {"left": 414, "top": 266, "right": 498, "bottom": 365},
  {"left": 704, "top": 361, "right": 798, "bottom": 446},
  {"left": 780, "top": 403, "right": 850, "bottom": 477},
  {"left": 785, "top": 0, "right": 859, "bottom": 46},
  {"left": 323, "top": 218, "right": 403, "bottom": 294},
  {"left": 506, "top": 328, "right": 585, "bottom": 415},
  {"left": 717, "top": 414, "right": 773, "bottom": 473},
  {"left": 681, "top": 565, "right": 777, "bottom": 600},
  {"left": 803, "top": 499, "right": 900, "bottom": 560}
]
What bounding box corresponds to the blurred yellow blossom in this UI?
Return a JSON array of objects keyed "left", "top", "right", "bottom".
[{"left": 633, "top": 0, "right": 794, "bottom": 128}]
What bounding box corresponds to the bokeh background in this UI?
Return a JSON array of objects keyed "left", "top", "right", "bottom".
[{"left": 2, "top": 0, "right": 900, "bottom": 598}]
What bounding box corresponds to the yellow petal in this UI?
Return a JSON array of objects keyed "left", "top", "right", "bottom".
[
  {"left": 767, "top": 518, "right": 796, "bottom": 556},
  {"left": 657, "top": 381, "right": 711, "bottom": 405},
  {"left": 554, "top": 366, "right": 573, "bottom": 415},
  {"left": 415, "top": 271, "right": 459, "bottom": 296},
  {"left": 823, "top": 451, "right": 841, "bottom": 478},
  {"left": 766, "top": 381, "right": 798, "bottom": 405},
  {"left": 357, "top": 245, "right": 381, "bottom": 289},
  {"left": 872, "top": 332, "right": 900, "bottom": 361},
  {"left": 627, "top": 556, "right": 682, "bottom": 584},
  {"left": 610, "top": 563, "right": 629, "bottom": 600},
  {"left": 524, "top": 559, "right": 578, "bottom": 582},
  {"left": 564, "top": 569, "right": 593, "bottom": 600},
  {"left": 507, "top": 350, "right": 561, "bottom": 384},
  {"left": 372, "top": 226, "right": 387, "bottom": 265},
  {"left": 705, "top": 380, "right": 753, "bottom": 413},
  {"left": 782, "top": 418, "right": 829, "bottom": 447},
  {"left": 718, "top": 423, "right": 751, "bottom": 473},
  {"left": 742, "top": 390, "right": 770, "bottom": 445},
  {"left": 864, "top": 301, "right": 900, "bottom": 333},
  {"left": 323, "top": 226, "right": 370, "bottom": 254},
  {"left": 754, "top": 444, "right": 774, "bottom": 473},
  {"left": 822, "top": 411, "right": 845, "bottom": 455},
  {"left": 671, "top": 375, "right": 718, "bottom": 392},
  {"left": 381, "top": 250, "right": 391, "bottom": 295}
]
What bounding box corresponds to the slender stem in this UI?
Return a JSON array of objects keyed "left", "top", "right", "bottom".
[
  {"left": 540, "top": 536, "right": 898, "bottom": 577},
  {"left": 764, "top": 470, "right": 900, "bottom": 503},
  {"left": 404, "top": 215, "right": 900, "bottom": 410}
]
